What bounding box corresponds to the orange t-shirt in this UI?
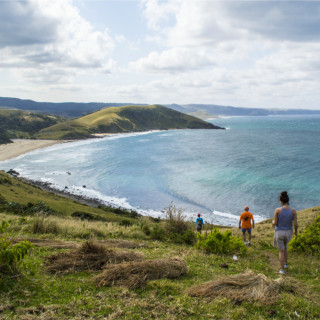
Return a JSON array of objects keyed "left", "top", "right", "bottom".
[{"left": 240, "top": 211, "right": 254, "bottom": 229}]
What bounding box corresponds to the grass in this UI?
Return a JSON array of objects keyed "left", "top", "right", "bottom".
[
  {"left": 1, "top": 172, "right": 320, "bottom": 319},
  {"left": 0, "top": 171, "right": 137, "bottom": 224}
]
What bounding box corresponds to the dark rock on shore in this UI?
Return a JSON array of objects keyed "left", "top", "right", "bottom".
[{"left": 7, "top": 169, "right": 20, "bottom": 177}]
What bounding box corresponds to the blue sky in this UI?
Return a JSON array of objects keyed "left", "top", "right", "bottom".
[{"left": 0, "top": 0, "right": 320, "bottom": 109}]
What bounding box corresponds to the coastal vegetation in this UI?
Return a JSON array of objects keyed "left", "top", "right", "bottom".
[
  {"left": 0, "top": 109, "right": 62, "bottom": 143},
  {"left": 0, "top": 128, "right": 12, "bottom": 144},
  {"left": 1, "top": 170, "right": 320, "bottom": 319},
  {"left": 37, "top": 104, "right": 224, "bottom": 140}
]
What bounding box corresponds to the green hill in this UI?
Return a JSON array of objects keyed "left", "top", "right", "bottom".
[
  {"left": 37, "top": 104, "right": 224, "bottom": 140},
  {"left": 0, "top": 108, "right": 62, "bottom": 143}
]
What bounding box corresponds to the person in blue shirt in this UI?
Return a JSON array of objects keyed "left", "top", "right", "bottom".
[
  {"left": 272, "top": 191, "right": 298, "bottom": 275},
  {"left": 195, "top": 213, "right": 205, "bottom": 233}
]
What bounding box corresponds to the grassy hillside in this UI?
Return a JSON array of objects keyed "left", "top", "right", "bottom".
[
  {"left": 0, "top": 109, "right": 62, "bottom": 143},
  {"left": 37, "top": 105, "right": 224, "bottom": 140},
  {"left": 1, "top": 171, "right": 320, "bottom": 319}
]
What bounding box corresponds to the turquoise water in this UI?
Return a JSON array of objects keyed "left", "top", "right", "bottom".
[{"left": 1, "top": 115, "right": 320, "bottom": 226}]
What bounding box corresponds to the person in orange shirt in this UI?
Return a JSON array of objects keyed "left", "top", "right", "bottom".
[{"left": 239, "top": 206, "right": 255, "bottom": 246}]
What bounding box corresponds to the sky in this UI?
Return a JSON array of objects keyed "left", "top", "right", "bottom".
[{"left": 0, "top": 0, "right": 320, "bottom": 109}]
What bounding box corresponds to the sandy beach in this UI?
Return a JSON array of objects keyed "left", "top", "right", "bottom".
[{"left": 0, "top": 139, "right": 61, "bottom": 161}]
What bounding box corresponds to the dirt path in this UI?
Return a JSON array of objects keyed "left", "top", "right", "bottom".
[{"left": 263, "top": 250, "right": 279, "bottom": 271}]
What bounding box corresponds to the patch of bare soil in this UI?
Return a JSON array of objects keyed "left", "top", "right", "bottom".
[{"left": 263, "top": 250, "right": 280, "bottom": 271}]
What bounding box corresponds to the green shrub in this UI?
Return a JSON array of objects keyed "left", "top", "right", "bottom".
[
  {"left": 169, "top": 233, "right": 184, "bottom": 244},
  {"left": 71, "top": 211, "right": 95, "bottom": 221},
  {"left": 99, "top": 205, "right": 138, "bottom": 218},
  {"left": 169, "top": 230, "right": 197, "bottom": 245},
  {"left": 0, "top": 177, "right": 12, "bottom": 185},
  {"left": 289, "top": 214, "right": 320, "bottom": 255},
  {"left": 119, "top": 219, "right": 133, "bottom": 227},
  {"left": 196, "top": 228, "right": 247, "bottom": 255},
  {"left": 182, "top": 229, "right": 197, "bottom": 245},
  {"left": 5, "top": 202, "right": 26, "bottom": 215},
  {"left": 0, "top": 221, "right": 33, "bottom": 275},
  {"left": 28, "top": 201, "right": 54, "bottom": 215},
  {"left": 164, "top": 203, "right": 188, "bottom": 236},
  {"left": 4, "top": 201, "right": 54, "bottom": 216},
  {"left": 0, "top": 221, "right": 9, "bottom": 233},
  {"left": 150, "top": 225, "right": 166, "bottom": 241},
  {"left": 142, "top": 225, "right": 151, "bottom": 236}
]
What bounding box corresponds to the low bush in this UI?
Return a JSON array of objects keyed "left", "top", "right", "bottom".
[
  {"left": 169, "top": 233, "right": 184, "bottom": 244},
  {"left": 289, "top": 214, "right": 320, "bottom": 255},
  {"left": 5, "top": 202, "right": 26, "bottom": 215},
  {"left": 150, "top": 225, "right": 166, "bottom": 241},
  {"left": 28, "top": 201, "right": 54, "bottom": 215},
  {"left": 196, "top": 228, "right": 247, "bottom": 255},
  {"left": 0, "top": 177, "right": 12, "bottom": 185},
  {"left": 0, "top": 220, "right": 33, "bottom": 275},
  {"left": 169, "top": 230, "right": 197, "bottom": 245},
  {"left": 4, "top": 201, "right": 54, "bottom": 216},
  {"left": 142, "top": 225, "right": 151, "bottom": 236},
  {"left": 98, "top": 205, "right": 139, "bottom": 218},
  {"left": 71, "top": 211, "right": 95, "bottom": 221},
  {"left": 119, "top": 219, "right": 133, "bottom": 227},
  {"left": 182, "top": 229, "right": 197, "bottom": 245},
  {"left": 164, "top": 203, "right": 188, "bottom": 236}
]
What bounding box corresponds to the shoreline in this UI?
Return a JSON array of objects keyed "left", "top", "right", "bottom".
[
  {"left": 20, "top": 177, "right": 114, "bottom": 210},
  {"left": 0, "top": 139, "right": 64, "bottom": 162}
]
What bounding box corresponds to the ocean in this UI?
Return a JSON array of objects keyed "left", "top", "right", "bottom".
[{"left": 1, "top": 115, "right": 320, "bottom": 226}]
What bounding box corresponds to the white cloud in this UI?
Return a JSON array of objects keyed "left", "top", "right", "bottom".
[
  {"left": 131, "top": 47, "right": 216, "bottom": 73},
  {"left": 131, "top": 0, "right": 320, "bottom": 108},
  {"left": 1, "top": 0, "right": 320, "bottom": 109},
  {"left": 0, "top": 0, "right": 116, "bottom": 84},
  {"left": 141, "top": 0, "right": 179, "bottom": 31},
  {"left": 142, "top": 0, "right": 320, "bottom": 46}
]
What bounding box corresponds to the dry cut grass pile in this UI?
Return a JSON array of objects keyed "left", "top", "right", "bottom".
[
  {"left": 94, "top": 257, "right": 188, "bottom": 289},
  {"left": 45, "top": 240, "right": 144, "bottom": 274},
  {"left": 186, "top": 270, "right": 292, "bottom": 305}
]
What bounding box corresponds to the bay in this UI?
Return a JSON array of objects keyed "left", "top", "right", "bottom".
[{"left": 1, "top": 115, "right": 320, "bottom": 226}]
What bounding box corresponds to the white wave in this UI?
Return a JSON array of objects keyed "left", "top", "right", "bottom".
[
  {"left": 103, "top": 130, "right": 162, "bottom": 141},
  {"left": 212, "top": 210, "right": 266, "bottom": 224},
  {"left": 31, "top": 159, "right": 48, "bottom": 163},
  {"left": 213, "top": 210, "right": 240, "bottom": 220}
]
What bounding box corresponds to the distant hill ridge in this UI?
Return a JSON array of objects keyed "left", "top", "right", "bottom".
[
  {"left": 37, "top": 105, "right": 224, "bottom": 140},
  {"left": 0, "top": 97, "right": 138, "bottom": 118},
  {"left": 166, "top": 103, "right": 320, "bottom": 117},
  {"left": 1, "top": 97, "right": 320, "bottom": 118}
]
